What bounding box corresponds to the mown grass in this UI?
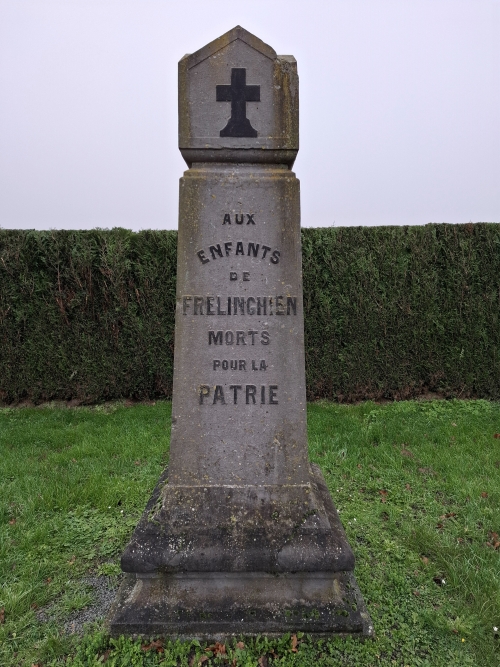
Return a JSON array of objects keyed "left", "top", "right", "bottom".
[{"left": 0, "top": 400, "right": 499, "bottom": 666}]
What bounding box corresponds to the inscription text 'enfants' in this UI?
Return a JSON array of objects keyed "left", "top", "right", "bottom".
[{"left": 197, "top": 241, "right": 280, "bottom": 265}]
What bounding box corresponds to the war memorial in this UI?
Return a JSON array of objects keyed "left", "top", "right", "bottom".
[{"left": 108, "top": 26, "right": 372, "bottom": 639}]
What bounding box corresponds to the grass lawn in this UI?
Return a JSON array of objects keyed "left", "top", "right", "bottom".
[{"left": 0, "top": 399, "right": 499, "bottom": 666}]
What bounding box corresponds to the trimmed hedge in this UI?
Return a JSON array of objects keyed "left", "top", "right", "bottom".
[
  {"left": 302, "top": 224, "right": 500, "bottom": 401},
  {"left": 0, "top": 229, "right": 177, "bottom": 404},
  {"left": 0, "top": 224, "right": 499, "bottom": 404}
]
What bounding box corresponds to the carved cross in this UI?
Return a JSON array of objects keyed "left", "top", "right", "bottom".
[{"left": 216, "top": 68, "right": 260, "bottom": 138}]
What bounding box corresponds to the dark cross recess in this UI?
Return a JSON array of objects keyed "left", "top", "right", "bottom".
[{"left": 216, "top": 68, "right": 260, "bottom": 138}]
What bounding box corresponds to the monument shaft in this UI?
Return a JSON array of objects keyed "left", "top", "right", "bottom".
[{"left": 170, "top": 164, "right": 308, "bottom": 487}]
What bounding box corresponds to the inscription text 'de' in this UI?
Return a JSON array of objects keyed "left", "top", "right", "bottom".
[{"left": 216, "top": 68, "right": 260, "bottom": 138}]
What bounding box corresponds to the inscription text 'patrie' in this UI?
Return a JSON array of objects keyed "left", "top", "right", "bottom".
[{"left": 199, "top": 384, "right": 278, "bottom": 405}]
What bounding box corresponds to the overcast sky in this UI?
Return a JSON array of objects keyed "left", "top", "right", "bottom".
[{"left": 0, "top": 0, "right": 499, "bottom": 230}]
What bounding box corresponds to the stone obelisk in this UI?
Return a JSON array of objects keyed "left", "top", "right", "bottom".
[{"left": 109, "top": 26, "right": 372, "bottom": 639}]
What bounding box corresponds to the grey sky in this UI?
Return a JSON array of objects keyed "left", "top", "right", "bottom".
[{"left": 0, "top": 0, "right": 498, "bottom": 230}]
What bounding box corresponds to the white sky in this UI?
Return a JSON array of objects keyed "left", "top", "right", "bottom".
[{"left": 0, "top": 0, "right": 499, "bottom": 230}]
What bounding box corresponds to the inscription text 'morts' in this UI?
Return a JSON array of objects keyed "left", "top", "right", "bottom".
[
  {"left": 182, "top": 296, "right": 297, "bottom": 316},
  {"left": 209, "top": 330, "right": 270, "bottom": 346}
]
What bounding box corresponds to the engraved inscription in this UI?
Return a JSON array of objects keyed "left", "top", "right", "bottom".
[
  {"left": 182, "top": 296, "right": 297, "bottom": 316},
  {"left": 213, "top": 359, "right": 268, "bottom": 371},
  {"left": 208, "top": 330, "right": 270, "bottom": 345},
  {"left": 196, "top": 241, "right": 280, "bottom": 265},
  {"left": 223, "top": 213, "right": 256, "bottom": 225},
  {"left": 199, "top": 384, "right": 278, "bottom": 405}
]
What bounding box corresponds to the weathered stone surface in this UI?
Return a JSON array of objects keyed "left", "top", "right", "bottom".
[
  {"left": 109, "top": 25, "right": 371, "bottom": 640},
  {"left": 121, "top": 464, "right": 354, "bottom": 573},
  {"left": 169, "top": 162, "right": 307, "bottom": 490},
  {"left": 179, "top": 26, "right": 298, "bottom": 166},
  {"left": 108, "top": 570, "right": 373, "bottom": 639}
]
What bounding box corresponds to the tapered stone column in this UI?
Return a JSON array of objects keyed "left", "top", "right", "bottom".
[{"left": 108, "top": 26, "right": 372, "bottom": 639}]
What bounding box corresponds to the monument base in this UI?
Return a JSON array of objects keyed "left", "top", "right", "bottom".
[
  {"left": 119, "top": 464, "right": 358, "bottom": 574},
  {"left": 108, "top": 465, "right": 372, "bottom": 639},
  {"left": 107, "top": 570, "right": 373, "bottom": 639}
]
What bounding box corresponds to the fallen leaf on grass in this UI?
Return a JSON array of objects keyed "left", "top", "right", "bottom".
[
  {"left": 99, "top": 649, "right": 111, "bottom": 663},
  {"left": 405, "top": 484, "right": 411, "bottom": 490},
  {"left": 378, "top": 490, "right": 388, "bottom": 503},
  {"left": 9, "top": 518, "right": 16, "bottom": 525},
  {"left": 235, "top": 641, "right": 245, "bottom": 649},
  {"left": 413, "top": 590, "right": 420, "bottom": 596},
  {"left": 486, "top": 532, "right": 500, "bottom": 550},
  {"left": 481, "top": 492, "right": 489, "bottom": 498},
  {"left": 45, "top": 578, "right": 52, "bottom": 584},
  {"left": 291, "top": 634, "right": 299, "bottom": 652},
  {"left": 134, "top": 460, "right": 141, "bottom": 466},
  {"left": 421, "top": 556, "right": 429, "bottom": 565},
  {"left": 439, "top": 513, "right": 457, "bottom": 519},
  {"left": 206, "top": 642, "right": 226, "bottom": 656},
  {"left": 418, "top": 467, "right": 436, "bottom": 476},
  {"left": 258, "top": 656, "right": 268, "bottom": 667},
  {"left": 198, "top": 656, "right": 209, "bottom": 665},
  {"left": 142, "top": 639, "right": 164, "bottom": 653},
  {"left": 436, "top": 523, "right": 444, "bottom": 530},
  {"left": 401, "top": 448, "right": 414, "bottom": 458},
  {"left": 0, "top": 608, "right": 5, "bottom": 623},
  {"left": 67, "top": 555, "right": 76, "bottom": 565},
  {"left": 494, "top": 434, "right": 500, "bottom": 439}
]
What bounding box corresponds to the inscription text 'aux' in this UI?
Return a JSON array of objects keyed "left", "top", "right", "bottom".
[
  {"left": 199, "top": 384, "right": 278, "bottom": 405},
  {"left": 222, "top": 213, "right": 255, "bottom": 225},
  {"left": 182, "top": 296, "right": 297, "bottom": 316},
  {"left": 197, "top": 242, "right": 280, "bottom": 265}
]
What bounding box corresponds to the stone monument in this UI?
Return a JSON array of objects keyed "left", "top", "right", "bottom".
[{"left": 109, "top": 26, "right": 372, "bottom": 639}]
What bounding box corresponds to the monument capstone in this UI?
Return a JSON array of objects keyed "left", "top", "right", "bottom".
[{"left": 109, "top": 26, "right": 372, "bottom": 639}]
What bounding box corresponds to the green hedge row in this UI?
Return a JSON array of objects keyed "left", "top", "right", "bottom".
[{"left": 1, "top": 224, "right": 499, "bottom": 404}]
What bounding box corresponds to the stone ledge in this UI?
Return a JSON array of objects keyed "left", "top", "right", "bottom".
[
  {"left": 107, "top": 570, "right": 374, "bottom": 639},
  {"left": 121, "top": 464, "right": 355, "bottom": 574}
]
